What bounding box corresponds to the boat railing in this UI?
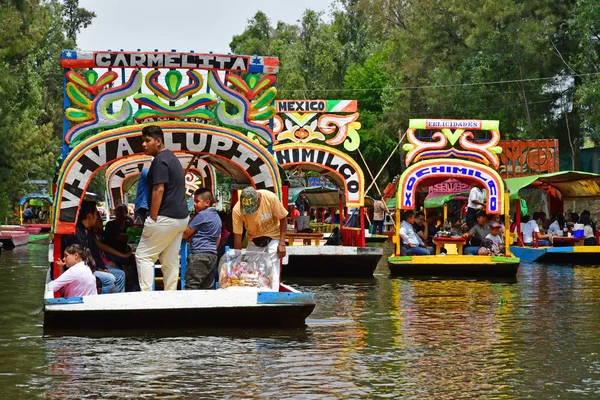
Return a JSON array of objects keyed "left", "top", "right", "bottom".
[{"left": 342, "top": 228, "right": 365, "bottom": 247}]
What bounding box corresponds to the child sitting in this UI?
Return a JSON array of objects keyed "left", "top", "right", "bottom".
[
  {"left": 47, "top": 244, "right": 98, "bottom": 297},
  {"left": 182, "top": 188, "right": 222, "bottom": 290}
]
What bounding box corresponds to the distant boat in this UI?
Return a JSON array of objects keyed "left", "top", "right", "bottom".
[{"left": 0, "top": 231, "right": 29, "bottom": 250}]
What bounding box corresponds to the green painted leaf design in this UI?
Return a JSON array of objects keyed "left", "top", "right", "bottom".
[
  {"left": 251, "top": 87, "right": 276, "bottom": 110},
  {"left": 85, "top": 69, "right": 98, "bottom": 86},
  {"left": 165, "top": 70, "right": 182, "bottom": 95},
  {"left": 344, "top": 126, "right": 360, "bottom": 152},
  {"left": 442, "top": 128, "right": 464, "bottom": 146}
]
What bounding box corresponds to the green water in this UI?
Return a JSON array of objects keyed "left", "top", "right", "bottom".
[{"left": 1, "top": 242, "right": 599, "bottom": 398}]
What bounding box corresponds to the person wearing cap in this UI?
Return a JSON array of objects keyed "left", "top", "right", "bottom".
[
  {"left": 232, "top": 187, "right": 288, "bottom": 291},
  {"left": 485, "top": 222, "right": 505, "bottom": 255}
]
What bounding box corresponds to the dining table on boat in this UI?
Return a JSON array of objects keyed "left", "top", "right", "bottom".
[
  {"left": 432, "top": 236, "right": 467, "bottom": 255},
  {"left": 551, "top": 236, "right": 585, "bottom": 246},
  {"left": 286, "top": 231, "right": 325, "bottom": 246}
]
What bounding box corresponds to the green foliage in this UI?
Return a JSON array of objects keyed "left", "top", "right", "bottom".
[
  {"left": 0, "top": 0, "right": 95, "bottom": 220},
  {"left": 230, "top": 0, "right": 600, "bottom": 186}
]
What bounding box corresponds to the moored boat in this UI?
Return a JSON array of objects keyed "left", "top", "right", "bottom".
[
  {"left": 387, "top": 119, "right": 520, "bottom": 278},
  {"left": 0, "top": 231, "right": 29, "bottom": 250},
  {"left": 506, "top": 171, "right": 600, "bottom": 264},
  {"left": 282, "top": 187, "right": 384, "bottom": 278}
]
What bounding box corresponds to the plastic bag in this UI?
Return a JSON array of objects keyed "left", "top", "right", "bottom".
[{"left": 218, "top": 249, "right": 274, "bottom": 290}]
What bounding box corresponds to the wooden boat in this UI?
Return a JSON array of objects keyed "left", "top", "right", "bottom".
[
  {"left": 44, "top": 282, "right": 315, "bottom": 332},
  {"left": 45, "top": 48, "right": 317, "bottom": 333},
  {"left": 365, "top": 234, "right": 388, "bottom": 243},
  {"left": 0, "top": 231, "right": 29, "bottom": 250},
  {"left": 28, "top": 233, "right": 50, "bottom": 243},
  {"left": 505, "top": 171, "right": 600, "bottom": 264},
  {"left": 387, "top": 119, "right": 520, "bottom": 278},
  {"left": 283, "top": 187, "right": 383, "bottom": 278},
  {"left": 284, "top": 245, "right": 382, "bottom": 277},
  {"left": 0, "top": 225, "right": 42, "bottom": 234},
  {"left": 25, "top": 223, "right": 51, "bottom": 233}
]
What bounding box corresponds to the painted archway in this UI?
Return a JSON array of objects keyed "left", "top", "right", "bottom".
[
  {"left": 53, "top": 121, "right": 282, "bottom": 234},
  {"left": 397, "top": 158, "right": 505, "bottom": 214},
  {"left": 104, "top": 153, "right": 217, "bottom": 208},
  {"left": 274, "top": 143, "right": 365, "bottom": 207}
]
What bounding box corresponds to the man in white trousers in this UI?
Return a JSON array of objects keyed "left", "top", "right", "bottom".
[
  {"left": 136, "top": 125, "right": 189, "bottom": 291},
  {"left": 232, "top": 187, "right": 288, "bottom": 291}
]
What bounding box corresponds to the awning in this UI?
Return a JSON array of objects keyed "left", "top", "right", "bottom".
[
  {"left": 18, "top": 194, "right": 53, "bottom": 206},
  {"left": 424, "top": 192, "right": 468, "bottom": 209},
  {"left": 288, "top": 187, "right": 344, "bottom": 208},
  {"left": 505, "top": 171, "right": 600, "bottom": 200}
]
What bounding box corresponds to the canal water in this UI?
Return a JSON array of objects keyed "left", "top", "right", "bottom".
[{"left": 1, "top": 242, "right": 599, "bottom": 399}]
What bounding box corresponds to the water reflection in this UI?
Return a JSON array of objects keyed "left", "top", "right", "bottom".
[{"left": 1, "top": 243, "right": 600, "bottom": 398}]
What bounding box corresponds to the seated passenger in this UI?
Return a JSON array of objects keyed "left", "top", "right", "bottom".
[
  {"left": 548, "top": 213, "right": 565, "bottom": 236},
  {"left": 22, "top": 206, "right": 35, "bottom": 222},
  {"left": 485, "top": 223, "right": 505, "bottom": 255},
  {"left": 62, "top": 201, "right": 125, "bottom": 294},
  {"left": 463, "top": 211, "right": 490, "bottom": 255},
  {"left": 579, "top": 213, "right": 596, "bottom": 246},
  {"left": 399, "top": 211, "right": 430, "bottom": 256},
  {"left": 523, "top": 212, "right": 552, "bottom": 246},
  {"left": 412, "top": 211, "right": 428, "bottom": 244},
  {"left": 581, "top": 210, "right": 596, "bottom": 231},
  {"left": 48, "top": 244, "right": 98, "bottom": 297},
  {"left": 95, "top": 210, "right": 138, "bottom": 291},
  {"left": 426, "top": 212, "right": 439, "bottom": 250},
  {"left": 567, "top": 212, "right": 579, "bottom": 229}
]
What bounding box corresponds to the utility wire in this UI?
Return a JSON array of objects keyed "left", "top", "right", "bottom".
[{"left": 277, "top": 71, "right": 599, "bottom": 93}]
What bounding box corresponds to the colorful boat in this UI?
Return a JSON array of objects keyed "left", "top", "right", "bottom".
[
  {"left": 388, "top": 119, "right": 520, "bottom": 278},
  {"left": 45, "top": 48, "right": 317, "bottom": 332},
  {"left": 44, "top": 282, "right": 315, "bottom": 331},
  {"left": 0, "top": 225, "right": 42, "bottom": 234},
  {"left": 283, "top": 187, "right": 383, "bottom": 278},
  {"left": 0, "top": 231, "right": 29, "bottom": 250},
  {"left": 505, "top": 171, "right": 600, "bottom": 263}
]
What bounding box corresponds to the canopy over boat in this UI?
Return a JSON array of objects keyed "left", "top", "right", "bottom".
[
  {"left": 423, "top": 192, "right": 468, "bottom": 209},
  {"left": 505, "top": 171, "right": 600, "bottom": 200},
  {"left": 18, "top": 194, "right": 53, "bottom": 206}
]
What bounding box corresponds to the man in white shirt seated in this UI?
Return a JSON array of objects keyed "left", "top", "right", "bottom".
[
  {"left": 399, "top": 210, "right": 430, "bottom": 256},
  {"left": 523, "top": 212, "right": 552, "bottom": 246}
]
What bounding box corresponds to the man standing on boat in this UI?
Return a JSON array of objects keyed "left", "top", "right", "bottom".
[
  {"left": 136, "top": 125, "right": 189, "bottom": 291},
  {"left": 372, "top": 195, "right": 386, "bottom": 235},
  {"left": 232, "top": 187, "right": 288, "bottom": 291},
  {"left": 466, "top": 184, "right": 485, "bottom": 229}
]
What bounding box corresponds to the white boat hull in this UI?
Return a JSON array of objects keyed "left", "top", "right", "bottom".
[{"left": 44, "top": 284, "right": 316, "bottom": 332}]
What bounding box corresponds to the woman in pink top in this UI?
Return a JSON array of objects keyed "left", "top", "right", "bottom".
[{"left": 48, "top": 244, "right": 98, "bottom": 297}]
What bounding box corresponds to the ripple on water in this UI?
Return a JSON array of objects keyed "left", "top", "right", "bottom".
[{"left": 1, "top": 245, "right": 600, "bottom": 398}]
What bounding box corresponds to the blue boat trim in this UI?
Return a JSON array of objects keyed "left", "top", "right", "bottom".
[
  {"left": 509, "top": 247, "right": 547, "bottom": 262},
  {"left": 257, "top": 292, "right": 316, "bottom": 305},
  {"left": 45, "top": 297, "right": 84, "bottom": 305}
]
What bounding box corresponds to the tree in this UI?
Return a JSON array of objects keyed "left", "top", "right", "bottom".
[
  {"left": 62, "top": 0, "right": 96, "bottom": 42},
  {"left": 0, "top": 0, "right": 95, "bottom": 219}
]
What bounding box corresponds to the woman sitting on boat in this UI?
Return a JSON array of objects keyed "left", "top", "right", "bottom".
[
  {"left": 399, "top": 210, "right": 430, "bottom": 256},
  {"left": 48, "top": 244, "right": 98, "bottom": 297},
  {"left": 579, "top": 212, "right": 597, "bottom": 246}
]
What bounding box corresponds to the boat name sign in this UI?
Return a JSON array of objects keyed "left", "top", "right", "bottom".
[{"left": 403, "top": 164, "right": 500, "bottom": 213}]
